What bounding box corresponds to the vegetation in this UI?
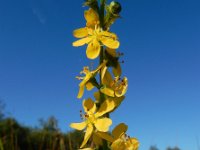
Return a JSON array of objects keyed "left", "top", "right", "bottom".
[
  {"left": 0, "top": 116, "right": 182, "bottom": 150},
  {"left": 0, "top": 116, "right": 84, "bottom": 150},
  {"left": 0, "top": 102, "right": 181, "bottom": 150}
]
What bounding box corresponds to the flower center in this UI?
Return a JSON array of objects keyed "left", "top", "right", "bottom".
[{"left": 110, "top": 77, "right": 126, "bottom": 93}]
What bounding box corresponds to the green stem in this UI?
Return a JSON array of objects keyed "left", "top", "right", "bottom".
[
  {"left": 99, "top": 0, "right": 105, "bottom": 103},
  {"left": 99, "top": 0, "right": 106, "bottom": 28},
  {"left": 98, "top": 1, "right": 110, "bottom": 150}
]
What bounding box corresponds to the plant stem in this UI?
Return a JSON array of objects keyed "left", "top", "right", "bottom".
[
  {"left": 99, "top": 0, "right": 105, "bottom": 104},
  {"left": 99, "top": 0, "right": 105, "bottom": 28},
  {"left": 98, "top": 0, "right": 110, "bottom": 150}
]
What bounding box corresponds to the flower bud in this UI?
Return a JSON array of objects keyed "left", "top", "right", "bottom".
[
  {"left": 104, "top": 1, "right": 122, "bottom": 30},
  {"left": 109, "top": 1, "right": 122, "bottom": 15}
]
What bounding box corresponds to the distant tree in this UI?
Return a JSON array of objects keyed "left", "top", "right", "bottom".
[
  {"left": 0, "top": 100, "right": 5, "bottom": 120},
  {"left": 166, "top": 146, "right": 181, "bottom": 150},
  {"left": 0, "top": 118, "right": 30, "bottom": 150},
  {"left": 39, "top": 116, "right": 59, "bottom": 132},
  {"left": 149, "top": 145, "right": 159, "bottom": 150}
]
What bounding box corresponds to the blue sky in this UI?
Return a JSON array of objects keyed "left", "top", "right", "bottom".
[{"left": 0, "top": 0, "right": 200, "bottom": 149}]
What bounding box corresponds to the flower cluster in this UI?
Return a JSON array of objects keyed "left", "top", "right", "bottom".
[{"left": 70, "top": 0, "right": 139, "bottom": 149}]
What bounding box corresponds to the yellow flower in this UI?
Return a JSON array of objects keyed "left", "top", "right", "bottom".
[
  {"left": 70, "top": 98, "right": 115, "bottom": 148},
  {"left": 76, "top": 61, "right": 107, "bottom": 99},
  {"left": 111, "top": 123, "right": 139, "bottom": 150},
  {"left": 100, "top": 70, "right": 128, "bottom": 97},
  {"left": 94, "top": 90, "right": 125, "bottom": 111},
  {"left": 72, "top": 9, "right": 120, "bottom": 59}
]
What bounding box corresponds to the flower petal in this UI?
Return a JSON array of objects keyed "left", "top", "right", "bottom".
[
  {"left": 106, "top": 48, "right": 117, "bottom": 57},
  {"left": 111, "top": 138, "right": 126, "bottom": 150},
  {"left": 100, "top": 31, "right": 118, "bottom": 39},
  {"left": 112, "top": 96, "right": 125, "bottom": 109},
  {"left": 85, "top": 82, "right": 94, "bottom": 91},
  {"left": 73, "top": 27, "right": 88, "bottom": 38},
  {"left": 100, "top": 86, "right": 115, "bottom": 97},
  {"left": 77, "top": 85, "right": 84, "bottom": 99},
  {"left": 94, "top": 91, "right": 100, "bottom": 101},
  {"left": 70, "top": 122, "right": 86, "bottom": 130},
  {"left": 102, "top": 70, "right": 113, "bottom": 86},
  {"left": 112, "top": 62, "right": 121, "bottom": 77},
  {"left": 80, "top": 124, "right": 93, "bottom": 148},
  {"left": 73, "top": 37, "right": 92, "bottom": 47},
  {"left": 94, "top": 118, "right": 112, "bottom": 132},
  {"left": 126, "top": 138, "right": 140, "bottom": 150},
  {"left": 115, "top": 77, "right": 128, "bottom": 97},
  {"left": 84, "top": 9, "right": 99, "bottom": 27},
  {"left": 112, "top": 123, "right": 128, "bottom": 139},
  {"left": 79, "top": 148, "right": 93, "bottom": 150},
  {"left": 79, "top": 73, "right": 93, "bottom": 87},
  {"left": 95, "top": 99, "right": 115, "bottom": 118},
  {"left": 86, "top": 39, "right": 100, "bottom": 59},
  {"left": 101, "top": 66, "right": 107, "bottom": 83},
  {"left": 97, "top": 132, "right": 114, "bottom": 142},
  {"left": 93, "top": 132, "right": 103, "bottom": 146},
  {"left": 83, "top": 98, "right": 96, "bottom": 114},
  {"left": 101, "top": 36, "right": 120, "bottom": 49}
]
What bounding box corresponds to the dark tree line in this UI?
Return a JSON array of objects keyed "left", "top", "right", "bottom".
[
  {"left": 0, "top": 112, "right": 83, "bottom": 150},
  {"left": 149, "top": 145, "right": 181, "bottom": 150}
]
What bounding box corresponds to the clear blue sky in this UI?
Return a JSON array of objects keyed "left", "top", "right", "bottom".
[{"left": 0, "top": 0, "right": 200, "bottom": 149}]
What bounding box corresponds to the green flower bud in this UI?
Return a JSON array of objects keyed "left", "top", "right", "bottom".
[
  {"left": 109, "top": 1, "right": 122, "bottom": 15},
  {"left": 104, "top": 1, "right": 122, "bottom": 30}
]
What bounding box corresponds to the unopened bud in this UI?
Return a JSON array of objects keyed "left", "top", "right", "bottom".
[{"left": 109, "top": 1, "right": 122, "bottom": 15}]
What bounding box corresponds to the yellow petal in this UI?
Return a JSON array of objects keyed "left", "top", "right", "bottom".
[
  {"left": 115, "top": 77, "right": 128, "bottom": 97},
  {"left": 79, "top": 148, "right": 93, "bottom": 150},
  {"left": 84, "top": 9, "right": 99, "bottom": 27},
  {"left": 95, "top": 99, "right": 115, "bottom": 118},
  {"left": 112, "top": 62, "right": 122, "bottom": 77},
  {"left": 94, "top": 91, "right": 100, "bottom": 101},
  {"left": 93, "top": 132, "right": 103, "bottom": 146},
  {"left": 79, "top": 73, "right": 93, "bottom": 87},
  {"left": 101, "top": 66, "right": 107, "bottom": 83},
  {"left": 70, "top": 122, "right": 86, "bottom": 130},
  {"left": 83, "top": 98, "right": 96, "bottom": 114},
  {"left": 73, "top": 27, "right": 88, "bottom": 38},
  {"left": 112, "top": 123, "right": 128, "bottom": 139},
  {"left": 77, "top": 85, "right": 84, "bottom": 99},
  {"left": 100, "top": 31, "right": 117, "bottom": 39},
  {"left": 80, "top": 124, "right": 93, "bottom": 148},
  {"left": 97, "top": 132, "right": 114, "bottom": 142},
  {"left": 73, "top": 37, "right": 92, "bottom": 47},
  {"left": 100, "top": 87, "right": 115, "bottom": 97},
  {"left": 86, "top": 39, "right": 100, "bottom": 59},
  {"left": 106, "top": 48, "right": 117, "bottom": 57},
  {"left": 94, "top": 118, "right": 112, "bottom": 132},
  {"left": 102, "top": 70, "right": 113, "bottom": 86},
  {"left": 112, "top": 96, "right": 125, "bottom": 108},
  {"left": 85, "top": 82, "right": 94, "bottom": 91},
  {"left": 111, "top": 138, "right": 126, "bottom": 150},
  {"left": 126, "top": 138, "right": 139, "bottom": 150},
  {"left": 101, "top": 36, "right": 120, "bottom": 49}
]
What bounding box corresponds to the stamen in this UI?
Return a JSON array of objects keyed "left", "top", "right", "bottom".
[
  {"left": 79, "top": 110, "right": 84, "bottom": 120},
  {"left": 85, "top": 114, "right": 89, "bottom": 118},
  {"left": 76, "top": 76, "right": 84, "bottom": 80}
]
